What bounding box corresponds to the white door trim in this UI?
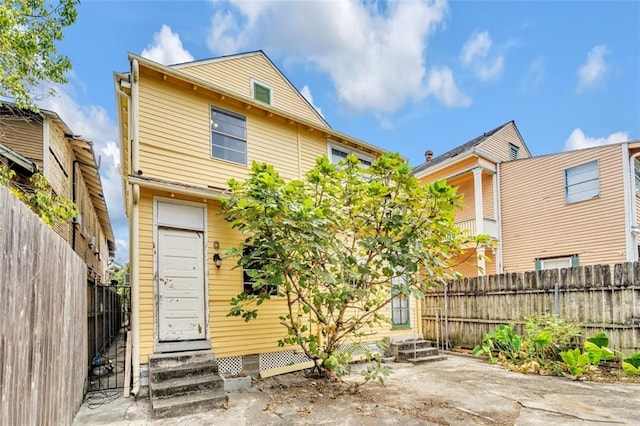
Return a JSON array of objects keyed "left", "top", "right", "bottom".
[{"left": 153, "top": 197, "right": 210, "bottom": 352}]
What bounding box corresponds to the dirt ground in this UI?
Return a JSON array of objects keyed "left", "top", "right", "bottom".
[{"left": 74, "top": 354, "right": 640, "bottom": 426}]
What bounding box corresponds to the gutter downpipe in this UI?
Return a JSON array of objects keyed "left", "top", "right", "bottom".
[
  {"left": 625, "top": 143, "right": 640, "bottom": 262},
  {"left": 495, "top": 162, "right": 504, "bottom": 273},
  {"left": 130, "top": 58, "right": 141, "bottom": 397}
]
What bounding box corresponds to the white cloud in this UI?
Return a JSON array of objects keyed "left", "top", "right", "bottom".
[
  {"left": 426, "top": 66, "right": 472, "bottom": 108},
  {"left": 300, "top": 85, "right": 323, "bottom": 117},
  {"left": 460, "top": 31, "right": 504, "bottom": 82},
  {"left": 577, "top": 44, "right": 609, "bottom": 93},
  {"left": 141, "top": 24, "right": 194, "bottom": 65},
  {"left": 206, "top": 0, "right": 448, "bottom": 113},
  {"left": 521, "top": 56, "right": 545, "bottom": 91},
  {"left": 37, "top": 85, "right": 128, "bottom": 263},
  {"left": 564, "top": 128, "right": 629, "bottom": 151}
]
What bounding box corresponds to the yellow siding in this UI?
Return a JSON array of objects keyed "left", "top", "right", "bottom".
[
  {"left": 418, "top": 156, "right": 480, "bottom": 183},
  {"left": 138, "top": 72, "right": 327, "bottom": 189},
  {"left": 47, "top": 122, "right": 71, "bottom": 199},
  {"left": 500, "top": 144, "right": 626, "bottom": 272},
  {"left": 177, "top": 54, "right": 327, "bottom": 128},
  {"left": 449, "top": 174, "right": 475, "bottom": 223},
  {"left": 0, "top": 115, "right": 43, "bottom": 167},
  {"left": 478, "top": 122, "right": 530, "bottom": 161}
]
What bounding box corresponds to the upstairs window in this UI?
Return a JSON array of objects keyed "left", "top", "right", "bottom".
[
  {"left": 329, "top": 143, "right": 373, "bottom": 167},
  {"left": 535, "top": 255, "right": 578, "bottom": 271},
  {"left": 252, "top": 80, "right": 272, "bottom": 105},
  {"left": 565, "top": 160, "right": 599, "bottom": 203},
  {"left": 509, "top": 143, "right": 520, "bottom": 160},
  {"left": 211, "top": 107, "right": 247, "bottom": 165}
]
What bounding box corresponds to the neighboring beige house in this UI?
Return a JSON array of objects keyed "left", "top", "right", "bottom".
[
  {"left": 0, "top": 104, "right": 115, "bottom": 283},
  {"left": 500, "top": 141, "right": 640, "bottom": 272},
  {"left": 413, "top": 120, "right": 640, "bottom": 276},
  {"left": 412, "top": 121, "right": 531, "bottom": 276},
  {"left": 114, "top": 51, "right": 424, "bottom": 399}
]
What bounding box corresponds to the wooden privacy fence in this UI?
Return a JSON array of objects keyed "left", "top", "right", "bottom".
[
  {"left": 422, "top": 262, "right": 640, "bottom": 353},
  {"left": 0, "top": 186, "right": 87, "bottom": 426}
]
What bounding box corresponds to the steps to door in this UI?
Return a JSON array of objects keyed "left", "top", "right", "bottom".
[
  {"left": 148, "top": 350, "right": 228, "bottom": 419},
  {"left": 391, "top": 339, "right": 447, "bottom": 364}
]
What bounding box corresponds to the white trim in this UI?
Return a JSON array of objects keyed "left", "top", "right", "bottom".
[
  {"left": 495, "top": 163, "right": 504, "bottom": 273},
  {"left": 473, "top": 168, "right": 486, "bottom": 276},
  {"left": 623, "top": 143, "right": 640, "bottom": 262},
  {"left": 539, "top": 256, "right": 573, "bottom": 270},
  {"left": 153, "top": 197, "right": 210, "bottom": 351},
  {"left": 250, "top": 78, "right": 273, "bottom": 106},
  {"left": 42, "top": 117, "right": 50, "bottom": 176},
  {"left": 327, "top": 140, "right": 374, "bottom": 165}
]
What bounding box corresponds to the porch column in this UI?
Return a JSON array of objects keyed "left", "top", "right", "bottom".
[{"left": 473, "top": 168, "right": 486, "bottom": 275}]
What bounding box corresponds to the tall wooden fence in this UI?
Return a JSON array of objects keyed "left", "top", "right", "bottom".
[
  {"left": 0, "top": 186, "right": 87, "bottom": 425},
  {"left": 422, "top": 263, "right": 640, "bottom": 353}
]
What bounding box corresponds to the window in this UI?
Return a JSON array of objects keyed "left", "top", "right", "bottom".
[
  {"left": 565, "top": 160, "right": 599, "bottom": 203},
  {"left": 252, "top": 80, "right": 272, "bottom": 105},
  {"left": 634, "top": 159, "right": 640, "bottom": 196},
  {"left": 243, "top": 246, "right": 277, "bottom": 296},
  {"left": 329, "top": 144, "right": 372, "bottom": 167},
  {"left": 391, "top": 274, "right": 410, "bottom": 328},
  {"left": 211, "top": 107, "right": 247, "bottom": 165},
  {"left": 509, "top": 143, "right": 520, "bottom": 160},
  {"left": 535, "top": 255, "right": 578, "bottom": 271}
]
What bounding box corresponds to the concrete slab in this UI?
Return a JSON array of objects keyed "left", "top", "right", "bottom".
[{"left": 73, "top": 354, "right": 640, "bottom": 425}]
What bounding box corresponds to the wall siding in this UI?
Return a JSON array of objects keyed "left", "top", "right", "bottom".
[
  {"left": 138, "top": 73, "right": 327, "bottom": 189},
  {"left": 177, "top": 54, "right": 327, "bottom": 128},
  {"left": 0, "top": 115, "right": 43, "bottom": 167},
  {"left": 478, "top": 122, "right": 530, "bottom": 161},
  {"left": 500, "top": 144, "right": 626, "bottom": 272}
]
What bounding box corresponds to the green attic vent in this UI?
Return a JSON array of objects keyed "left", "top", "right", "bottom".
[{"left": 253, "top": 82, "right": 271, "bottom": 105}]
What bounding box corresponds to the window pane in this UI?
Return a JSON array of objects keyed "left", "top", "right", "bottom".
[
  {"left": 565, "top": 161, "right": 599, "bottom": 203},
  {"left": 211, "top": 107, "right": 247, "bottom": 164},
  {"left": 541, "top": 257, "right": 572, "bottom": 270},
  {"left": 212, "top": 144, "right": 246, "bottom": 165},
  {"left": 565, "top": 161, "right": 598, "bottom": 186},
  {"left": 212, "top": 133, "right": 246, "bottom": 152}
]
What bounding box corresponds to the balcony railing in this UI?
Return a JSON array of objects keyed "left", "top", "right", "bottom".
[{"left": 455, "top": 218, "right": 499, "bottom": 239}]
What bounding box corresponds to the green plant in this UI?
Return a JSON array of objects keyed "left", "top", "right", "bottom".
[
  {"left": 622, "top": 353, "right": 640, "bottom": 376},
  {"left": 560, "top": 348, "right": 591, "bottom": 376},
  {"left": 583, "top": 332, "right": 615, "bottom": 366},
  {"left": 524, "top": 314, "right": 581, "bottom": 362},
  {"left": 472, "top": 324, "right": 523, "bottom": 363},
  {"left": 224, "top": 153, "right": 488, "bottom": 380}
]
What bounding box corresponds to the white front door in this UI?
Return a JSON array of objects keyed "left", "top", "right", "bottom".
[{"left": 158, "top": 227, "right": 206, "bottom": 341}]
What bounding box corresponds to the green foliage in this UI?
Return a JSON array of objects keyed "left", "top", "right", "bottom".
[
  {"left": 622, "top": 353, "right": 640, "bottom": 375},
  {"left": 1, "top": 163, "right": 78, "bottom": 225},
  {"left": 560, "top": 348, "right": 590, "bottom": 376},
  {"left": 472, "top": 324, "right": 522, "bottom": 364},
  {"left": 524, "top": 313, "right": 581, "bottom": 362},
  {"left": 0, "top": 0, "right": 79, "bottom": 109},
  {"left": 584, "top": 333, "right": 615, "bottom": 366},
  {"left": 223, "top": 153, "right": 482, "bottom": 379}
]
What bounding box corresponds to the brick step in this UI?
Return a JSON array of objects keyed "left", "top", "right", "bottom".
[
  {"left": 152, "top": 390, "right": 228, "bottom": 419},
  {"left": 149, "top": 360, "right": 218, "bottom": 382},
  {"left": 394, "top": 340, "right": 433, "bottom": 351},
  {"left": 398, "top": 347, "right": 439, "bottom": 359},
  {"left": 406, "top": 354, "right": 447, "bottom": 364},
  {"left": 150, "top": 373, "right": 224, "bottom": 399},
  {"left": 148, "top": 350, "right": 216, "bottom": 369}
]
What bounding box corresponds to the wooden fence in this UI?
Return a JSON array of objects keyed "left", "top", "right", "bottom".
[
  {"left": 0, "top": 186, "right": 87, "bottom": 425},
  {"left": 422, "top": 263, "right": 640, "bottom": 353}
]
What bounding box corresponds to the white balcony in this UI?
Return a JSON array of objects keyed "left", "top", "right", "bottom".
[{"left": 455, "top": 218, "right": 499, "bottom": 240}]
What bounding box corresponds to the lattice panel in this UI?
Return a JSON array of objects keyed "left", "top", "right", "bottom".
[
  {"left": 217, "top": 356, "right": 243, "bottom": 375},
  {"left": 260, "top": 350, "right": 311, "bottom": 371},
  {"left": 338, "top": 341, "right": 383, "bottom": 357}
]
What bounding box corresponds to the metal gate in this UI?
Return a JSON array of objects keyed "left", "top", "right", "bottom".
[{"left": 87, "top": 279, "right": 131, "bottom": 392}]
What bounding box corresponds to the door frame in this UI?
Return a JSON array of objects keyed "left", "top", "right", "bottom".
[{"left": 153, "top": 197, "right": 210, "bottom": 352}]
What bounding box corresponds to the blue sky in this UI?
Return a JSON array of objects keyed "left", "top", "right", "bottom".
[{"left": 38, "top": 0, "right": 640, "bottom": 263}]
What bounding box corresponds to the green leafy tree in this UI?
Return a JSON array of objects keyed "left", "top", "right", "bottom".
[
  {"left": 223, "top": 153, "right": 486, "bottom": 380},
  {"left": 0, "top": 0, "right": 79, "bottom": 110}
]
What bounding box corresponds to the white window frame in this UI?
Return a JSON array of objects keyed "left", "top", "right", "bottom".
[
  {"left": 565, "top": 160, "right": 599, "bottom": 204},
  {"left": 509, "top": 143, "right": 520, "bottom": 160},
  {"left": 327, "top": 141, "right": 374, "bottom": 167},
  {"left": 210, "top": 106, "right": 247, "bottom": 165},
  {"left": 251, "top": 79, "right": 273, "bottom": 105},
  {"left": 539, "top": 257, "right": 572, "bottom": 270}
]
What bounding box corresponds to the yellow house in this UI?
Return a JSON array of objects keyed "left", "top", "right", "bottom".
[
  {"left": 500, "top": 141, "right": 640, "bottom": 272},
  {"left": 114, "top": 51, "right": 425, "bottom": 397},
  {"left": 0, "top": 104, "right": 115, "bottom": 283},
  {"left": 412, "top": 121, "right": 531, "bottom": 277}
]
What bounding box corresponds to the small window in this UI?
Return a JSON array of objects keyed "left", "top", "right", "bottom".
[
  {"left": 243, "top": 246, "right": 277, "bottom": 296},
  {"left": 211, "top": 107, "right": 247, "bottom": 165},
  {"left": 634, "top": 158, "right": 640, "bottom": 196},
  {"left": 252, "top": 81, "right": 271, "bottom": 105},
  {"left": 391, "top": 274, "right": 410, "bottom": 328},
  {"left": 535, "top": 255, "right": 578, "bottom": 271},
  {"left": 509, "top": 143, "right": 519, "bottom": 160},
  {"left": 565, "top": 160, "right": 599, "bottom": 203},
  {"left": 330, "top": 145, "right": 372, "bottom": 167}
]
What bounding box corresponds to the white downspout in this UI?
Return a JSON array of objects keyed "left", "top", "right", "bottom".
[
  {"left": 473, "top": 168, "right": 486, "bottom": 275},
  {"left": 130, "top": 58, "right": 141, "bottom": 396},
  {"left": 495, "top": 163, "right": 504, "bottom": 273},
  {"left": 623, "top": 143, "right": 640, "bottom": 262}
]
